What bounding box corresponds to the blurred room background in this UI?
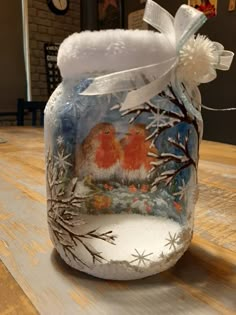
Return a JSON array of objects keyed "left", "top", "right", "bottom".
[{"left": 0, "top": 0, "right": 235, "bottom": 144}]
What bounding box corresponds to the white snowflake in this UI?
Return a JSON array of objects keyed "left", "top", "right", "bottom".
[
  {"left": 146, "top": 108, "right": 167, "bottom": 130},
  {"left": 56, "top": 135, "right": 64, "bottom": 146},
  {"left": 54, "top": 150, "right": 72, "bottom": 170},
  {"left": 173, "top": 179, "right": 188, "bottom": 200},
  {"left": 165, "top": 232, "right": 179, "bottom": 252},
  {"left": 130, "top": 249, "right": 153, "bottom": 266}
]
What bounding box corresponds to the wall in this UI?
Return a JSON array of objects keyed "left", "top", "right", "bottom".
[
  {"left": 0, "top": 1, "right": 26, "bottom": 113},
  {"left": 28, "top": 0, "right": 81, "bottom": 101},
  {"left": 156, "top": 0, "right": 236, "bottom": 145}
]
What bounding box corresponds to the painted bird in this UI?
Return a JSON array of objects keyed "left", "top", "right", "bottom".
[
  {"left": 75, "top": 123, "right": 122, "bottom": 183},
  {"left": 120, "top": 123, "right": 158, "bottom": 191}
]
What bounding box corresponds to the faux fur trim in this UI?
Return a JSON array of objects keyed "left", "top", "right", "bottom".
[{"left": 57, "top": 30, "right": 174, "bottom": 79}]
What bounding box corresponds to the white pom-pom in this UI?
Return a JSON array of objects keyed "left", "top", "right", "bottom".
[{"left": 177, "top": 35, "right": 217, "bottom": 84}]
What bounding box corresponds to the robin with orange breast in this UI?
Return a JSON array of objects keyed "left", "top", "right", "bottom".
[
  {"left": 120, "top": 123, "right": 158, "bottom": 192},
  {"left": 75, "top": 123, "right": 122, "bottom": 185}
]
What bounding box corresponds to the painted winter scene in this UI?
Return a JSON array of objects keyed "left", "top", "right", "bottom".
[{"left": 45, "top": 79, "right": 200, "bottom": 279}]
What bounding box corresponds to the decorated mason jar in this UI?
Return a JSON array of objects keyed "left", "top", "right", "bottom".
[{"left": 45, "top": 0, "right": 233, "bottom": 280}]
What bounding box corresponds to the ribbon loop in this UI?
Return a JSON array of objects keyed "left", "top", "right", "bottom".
[
  {"left": 217, "top": 51, "right": 234, "bottom": 71},
  {"left": 212, "top": 42, "right": 234, "bottom": 70},
  {"left": 174, "top": 4, "right": 207, "bottom": 50},
  {"left": 143, "top": 0, "right": 175, "bottom": 48}
]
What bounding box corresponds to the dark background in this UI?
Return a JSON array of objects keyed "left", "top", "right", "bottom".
[
  {"left": 81, "top": 0, "right": 236, "bottom": 144},
  {"left": 123, "top": 0, "right": 146, "bottom": 28},
  {"left": 0, "top": 1, "right": 26, "bottom": 113}
]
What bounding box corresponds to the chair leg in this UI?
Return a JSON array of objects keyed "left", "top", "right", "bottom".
[
  {"left": 32, "top": 109, "right": 37, "bottom": 126},
  {"left": 40, "top": 110, "right": 44, "bottom": 127},
  {"left": 17, "top": 98, "right": 24, "bottom": 126}
]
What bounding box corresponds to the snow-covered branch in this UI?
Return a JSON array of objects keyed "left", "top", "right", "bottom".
[
  {"left": 150, "top": 131, "right": 197, "bottom": 190},
  {"left": 50, "top": 214, "right": 117, "bottom": 265},
  {"left": 149, "top": 152, "right": 189, "bottom": 167}
]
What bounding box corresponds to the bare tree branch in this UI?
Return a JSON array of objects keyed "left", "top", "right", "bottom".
[
  {"left": 150, "top": 130, "right": 197, "bottom": 189},
  {"left": 46, "top": 147, "right": 117, "bottom": 268}
]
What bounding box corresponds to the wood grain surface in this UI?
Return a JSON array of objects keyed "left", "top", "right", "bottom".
[{"left": 0, "top": 127, "right": 235, "bottom": 315}]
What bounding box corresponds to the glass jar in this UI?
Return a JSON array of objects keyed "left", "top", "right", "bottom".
[{"left": 44, "top": 9, "right": 220, "bottom": 279}]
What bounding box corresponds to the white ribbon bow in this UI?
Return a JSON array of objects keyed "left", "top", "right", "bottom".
[{"left": 81, "top": 0, "right": 234, "bottom": 115}]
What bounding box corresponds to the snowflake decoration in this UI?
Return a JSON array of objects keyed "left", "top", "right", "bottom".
[
  {"left": 130, "top": 249, "right": 153, "bottom": 266},
  {"left": 54, "top": 150, "right": 72, "bottom": 171},
  {"left": 146, "top": 108, "right": 167, "bottom": 130},
  {"left": 165, "top": 232, "right": 179, "bottom": 252},
  {"left": 56, "top": 135, "right": 64, "bottom": 146},
  {"left": 173, "top": 179, "right": 188, "bottom": 201},
  {"left": 106, "top": 40, "right": 126, "bottom": 56}
]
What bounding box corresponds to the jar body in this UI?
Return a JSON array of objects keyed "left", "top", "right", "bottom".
[{"left": 45, "top": 78, "right": 201, "bottom": 280}]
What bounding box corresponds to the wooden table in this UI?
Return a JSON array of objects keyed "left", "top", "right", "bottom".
[{"left": 0, "top": 127, "right": 235, "bottom": 315}]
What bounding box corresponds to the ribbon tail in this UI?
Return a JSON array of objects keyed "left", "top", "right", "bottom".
[
  {"left": 172, "top": 77, "right": 202, "bottom": 123},
  {"left": 80, "top": 67, "right": 144, "bottom": 96},
  {"left": 81, "top": 57, "right": 177, "bottom": 97},
  {"left": 120, "top": 60, "right": 177, "bottom": 111}
]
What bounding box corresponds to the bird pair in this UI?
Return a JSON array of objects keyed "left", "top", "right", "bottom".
[{"left": 75, "top": 122, "right": 158, "bottom": 191}]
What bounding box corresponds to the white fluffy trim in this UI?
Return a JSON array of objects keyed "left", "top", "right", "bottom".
[{"left": 57, "top": 30, "right": 174, "bottom": 79}]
